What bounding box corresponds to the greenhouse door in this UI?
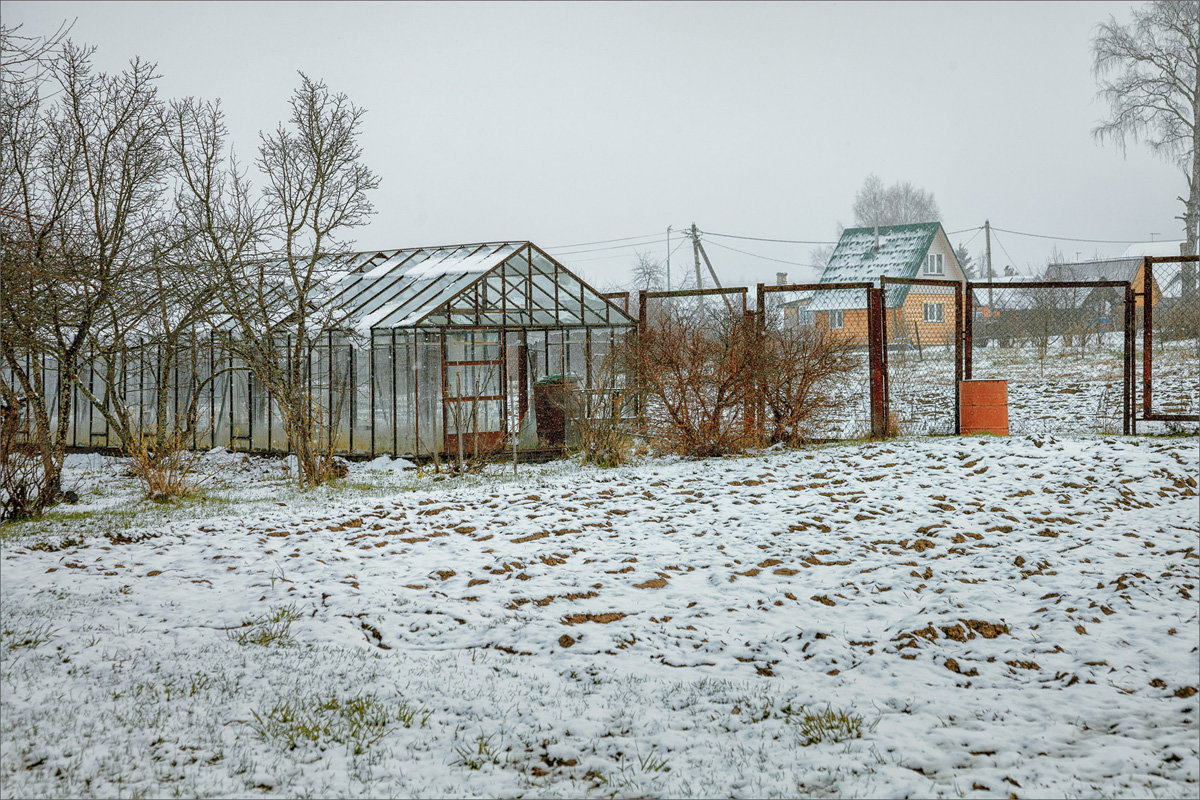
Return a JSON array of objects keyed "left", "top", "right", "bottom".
[{"left": 441, "top": 330, "right": 506, "bottom": 456}]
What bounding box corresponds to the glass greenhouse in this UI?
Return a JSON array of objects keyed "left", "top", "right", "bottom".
[{"left": 37, "top": 241, "right": 636, "bottom": 458}]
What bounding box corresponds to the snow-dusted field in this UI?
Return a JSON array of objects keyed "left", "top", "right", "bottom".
[{"left": 2, "top": 436, "right": 1198, "bottom": 798}]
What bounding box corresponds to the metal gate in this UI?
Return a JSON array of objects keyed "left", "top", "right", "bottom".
[
  {"left": 1138, "top": 255, "right": 1199, "bottom": 429},
  {"left": 880, "top": 277, "right": 965, "bottom": 436},
  {"left": 965, "top": 278, "right": 1134, "bottom": 436}
]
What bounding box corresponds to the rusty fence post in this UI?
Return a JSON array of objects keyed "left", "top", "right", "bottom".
[
  {"left": 879, "top": 278, "right": 890, "bottom": 435},
  {"left": 963, "top": 281, "right": 973, "bottom": 381},
  {"left": 954, "top": 281, "right": 964, "bottom": 435},
  {"left": 1142, "top": 258, "right": 1152, "bottom": 419},
  {"left": 868, "top": 286, "right": 886, "bottom": 438},
  {"left": 755, "top": 283, "right": 767, "bottom": 443},
  {"left": 1124, "top": 282, "right": 1134, "bottom": 435},
  {"left": 637, "top": 289, "right": 647, "bottom": 437}
]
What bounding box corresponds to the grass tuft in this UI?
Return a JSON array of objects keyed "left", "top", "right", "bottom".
[
  {"left": 228, "top": 603, "right": 303, "bottom": 647},
  {"left": 249, "top": 692, "right": 429, "bottom": 754},
  {"left": 1, "top": 620, "right": 56, "bottom": 652},
  {"left": 792, "top": 705, "right": 875, "bottom": 746},
  {"left": 451, "top": 732, "right": 501, "bottom": 770}
]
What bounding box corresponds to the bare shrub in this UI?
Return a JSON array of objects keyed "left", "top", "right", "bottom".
[
  {"left": 1, "top": 401, "right": 54, "bottom": 521},
  {"left": 562, "top": 348, "right": 637, "bottom": 468},
  {"left": 755, "top": 322, "right": 859, "bottom": 445},
  {"left": 126, "top": 428, "right": 202, "bottom": 502},
  {"left": 622, "top": 306, "right": 756, "bottom": 457}
]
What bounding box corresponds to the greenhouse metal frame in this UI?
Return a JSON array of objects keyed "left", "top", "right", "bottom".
[{"left": 26, "top": 241, "right": 636, "bottom": 458}]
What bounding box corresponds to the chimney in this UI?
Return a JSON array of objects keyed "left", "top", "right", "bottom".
[
  {"left": 776, "top": 272, "right": 788, "bottom": 286},
  {"left": 873, "top": 225, "right": 880, "bottom": 254}
]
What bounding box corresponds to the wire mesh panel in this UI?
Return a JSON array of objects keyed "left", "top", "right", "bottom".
[
  {"left": 758, "top": 284, "right": 874, "bottom": 441},
  {"left": 968, "top": 280, "right": 1129, "bottom": 436},
  {"left": 1142, "top": 257, "right": 1199, "bottom": 430},
  {"left": 881, "top": 278, "right": 962, "bottom": 437}
]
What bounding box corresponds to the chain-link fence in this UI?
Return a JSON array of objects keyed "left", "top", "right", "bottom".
[
  {"left": 880, "top": 278, "right": 963, "bottom": 436},
  {"left": 967, "top": 280, "right": 1130, "bottom": 436},
  {"left": 1140, "top": 257, "right": 1199, "bottom": 430},
  {"left": 757, "top": 283, "right": 876, "bottom": 441}
]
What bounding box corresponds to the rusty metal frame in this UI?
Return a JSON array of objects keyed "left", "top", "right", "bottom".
[
  {"left": 1140, "top": 255, "right": 1200, "bottom": 424},
  {"left": 755, "top": 281, "right": 878, "bottom": 438},
  {"left": 967, "top": 278, "right": 1137, "bottom": 434},
  {"left": 880, "top": 276, "right": 965, "bottom": 435}
]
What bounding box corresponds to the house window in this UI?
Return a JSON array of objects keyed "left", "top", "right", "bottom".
[
  {"left": 923, "top": 302, "right": 944, "bottom": 323},
  {"left": 828, "top": 309, "right": 844, "bottom": 330},
  {"left": 925, "top": 253, "right": 944, "bottom": 275}
]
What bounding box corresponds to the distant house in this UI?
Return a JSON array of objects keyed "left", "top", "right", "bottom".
[
  {"left": 1043, "top": 255, "right": 1162, "bottom": 312},
  {"left": 805, "top": 221, "right": 965, "bottom": 346}
]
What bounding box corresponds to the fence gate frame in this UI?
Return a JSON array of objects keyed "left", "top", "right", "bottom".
[
  {"left": 964, "top": 278, "right": 1137, "bottom": 435},
  {"left": 878, "top": 276, "right": 965, "bottom": 436},
  {"left": 754, "top": 281, "right": 887, "bottom": 438},
  {"left": 1139, "top": 255, "right": 1200, "bottom": 427}
]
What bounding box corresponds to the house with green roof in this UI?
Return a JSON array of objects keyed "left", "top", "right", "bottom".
[{"left": 798, "top": 221, "right": 965, "bottom": 346}]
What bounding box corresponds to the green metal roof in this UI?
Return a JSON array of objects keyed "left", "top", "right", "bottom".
[{"left": 809, "top": 222, "right": 943, "bottom": 311}]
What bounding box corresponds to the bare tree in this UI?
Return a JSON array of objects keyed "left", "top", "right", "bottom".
[
  {"left": 852, "top": 174, "right": 941, "bottom": 227},
  {"left": 189, "top": 74, "right": 379, "bottom": 488},
  {"left": 1094, "top": 0, "right": 1200, "bottom": 267},
  {"left": 630, "top": 251, "right": 664, "bottom": 290},
  {"left": 1, "top": 37, "right": 167, "bottom": 505},
  {"left": 623, "top": 306, "right": 757, "bottom": 457}
]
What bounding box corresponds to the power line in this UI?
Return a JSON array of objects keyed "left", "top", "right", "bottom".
[
  {"left": 989, "top": 229, "right": 1024, "bottom": 273},
  {"left": 551, "top": 238, "right": 667, "bottom": 256},
  {"left": 703, "top": 230, "right": 837, "bottom": 245},
  {"left": 956, "top": 227, "right": 984, "bottom": 249},
  {"left": 989, "top": 226, "right": 1144, "bottom": 245},
  {"left": 702, "top": 238, "right": 824, "bottom": 269},
  {"left": 545, "top": 232, "right": 664, "bottom": 250}
]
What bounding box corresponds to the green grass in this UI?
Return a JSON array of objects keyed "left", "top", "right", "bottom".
[
  {"left": 249, "top": 691, "right": 430, "bottom": 754},
  {"left": 0, "top": 619, "right": 56, "bottom": 653},
  {"left": 451, "top": 732, "right": 502, "bottom": 770},
  {"left": 228, "top": 603, "right": 304, "bottom": 647},
  {"left": 791, "top": 705, "right": 875, "bottom": 746}
]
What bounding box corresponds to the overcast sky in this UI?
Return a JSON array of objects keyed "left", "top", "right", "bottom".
[{"left": 6, "top": 1, "right": 1183, "bottom": 289}]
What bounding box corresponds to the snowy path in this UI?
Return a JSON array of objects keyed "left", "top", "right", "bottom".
[{"left": 2, "top": 435, "right": 1197, "bottom": 797}]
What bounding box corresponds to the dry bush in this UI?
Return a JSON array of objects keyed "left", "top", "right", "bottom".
[
  {"left": 755, "top": 322, "right": 860, "bottom": 445},
  {"left": 0, "top": 401, "right": 56, "bottom": 521},
  {"left": 126, "top": 428, "right": 203, "bottom": 502},
  {"left": 560, "top": 350, "right": 637, "bottom": 468},
  {"left": 621, "top": 307, "right": 757, "bottom": 457}
]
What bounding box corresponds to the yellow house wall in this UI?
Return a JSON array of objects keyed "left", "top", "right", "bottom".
[{"left": 892, "top": 291, "right": 957, "bottom": 346}]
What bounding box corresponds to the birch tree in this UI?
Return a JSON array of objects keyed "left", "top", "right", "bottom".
[{"left": 1093, "top": 0, "right": 1199, "bottom": 300}]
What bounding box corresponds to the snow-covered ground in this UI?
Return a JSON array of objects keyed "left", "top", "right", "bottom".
[{"left": 2, "top": 436, "right": 1197, "bottom": 798}]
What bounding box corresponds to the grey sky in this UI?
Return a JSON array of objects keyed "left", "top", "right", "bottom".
[{"left": 5, "top": 0, "right": 1183, "bottom": 289}]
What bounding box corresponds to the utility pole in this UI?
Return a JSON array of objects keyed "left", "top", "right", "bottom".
[
  {"left": 666, "top": 225, "right": 672, "bottom": 292},
  {"left": 688, "top": 223, "right": 735, "bottom": 313},
  {"left": 985, "top": 219, "right": 993, "bottom": 312}
]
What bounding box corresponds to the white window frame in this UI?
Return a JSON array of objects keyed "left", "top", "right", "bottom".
[
  {"left": 828, "top": 309, "right": 844, "bottom": 330},
  {"left": 925, "top": 252, "right": 944, "bottom": 275},
  {"left": 923, "top": 302, "right": 944, "bottom": 323}
]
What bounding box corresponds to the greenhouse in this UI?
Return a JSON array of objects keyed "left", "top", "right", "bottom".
[{"left": 40, "top": 241, "right": 637, "bottom": 458}]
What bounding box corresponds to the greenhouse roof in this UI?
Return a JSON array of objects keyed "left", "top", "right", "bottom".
[{"left": 308, "top": 241, "right": 635, "bottom": 331}]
